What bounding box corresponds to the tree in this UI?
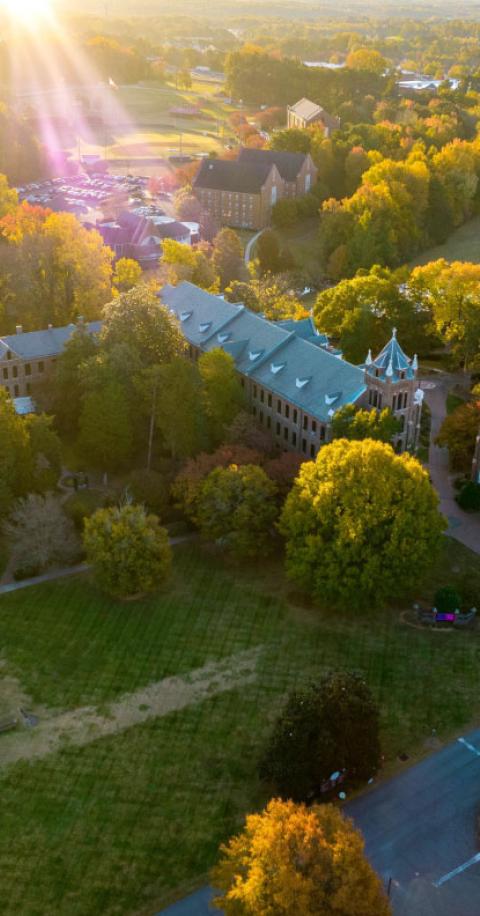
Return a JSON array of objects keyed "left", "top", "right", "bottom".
[
  {"left": 172, "top": 445, "right": 263, "bottom": 520},
  {"left": 46, "top": 325, "right": 99, "bottom": 436},
  {"left": 211, "top": 798, "right": 391, "bottom": 916},
  {"left": 160, "top": 238, "right": 217, "bottom": 290},
  {"left": 211, "top": 228, "right": 245, "bottom": 289},
  {"left": 113, "top": 257, "right": 142, "bottom": 293},
  {"left": 0, "top": 173, "right": 18, "bottom": 218},
  {"left": 78, "top": 377, "right": 134, "bottom": 472},
  {"left": 269, "top": 128, "right": 312, "bottom": 154},
  {"left": 198, "top": 349, "right": 244, "bottom": 445},
  {"left": 332, "top": 404, "right": 401, "bottom": 442},
  {"left": 83, "top": 503, "right": 172, "bottom": 599},
  {"left": 149, "top": 357, "right": 207, "bottom": 459},
  {"left": 177, "top": 69, "right": 192, "bottom": 90},
  {"left": 5, "top": 494, "right": 79, "bottom": 577},
  {"left": 436, "top": 401, "right": 480, "bottom": 471},
  {"left": 260, "top": 672, "right": 381, "bottom": 802},
  {"left": 101, "top": 285, "right": 185, "bottom": 368},
  {"left": 196, "top": 464, "right": 277, "bottom": 558},
  {"left": 279, "top": 439, "right": 446, "bottom": 609},
  {"left": 0, "top": 389, "right": 33, "bottom": 516},
  {"left": 24, "top": 413, "right": 62, "bottom": 492},
  {"left": 346, "top": 48, "right": 388, "bottom": 75},
  {"left": 256, "top": 228, "right": 282, "bottom": 275},
  {"left": 174, "top": 185, "right": 202, "bottom": 221}
]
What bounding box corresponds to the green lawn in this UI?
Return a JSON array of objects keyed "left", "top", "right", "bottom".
[
  {"left": 411, "top": 215, "right": 480, "bottom": 267},
  {"left": 2, "top": 541, "right": 480, "bottom": 914}
]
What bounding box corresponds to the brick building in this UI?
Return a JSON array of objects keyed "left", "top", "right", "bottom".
[{"left": 193, "top": 148, "right": 317, "bottom": 229}]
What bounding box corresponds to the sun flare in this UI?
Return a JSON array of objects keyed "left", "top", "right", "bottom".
[{"left": 0, "top": 0, "right": 53, "bottom": 25}]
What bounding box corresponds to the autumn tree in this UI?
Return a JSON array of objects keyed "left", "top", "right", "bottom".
[
  {"left": 212, "top": 798, "right": 391, "bottom": 916},
  {"left": 196, "top": 464, "right": 277, "bottom": 558},
  {"left": 0, "top": 389, "right": 33, "bottom": 516},
  {"left": 83, "top": 503, "right": 172, "bottom": 599},
  {"left": 172, "top": 445, "right": 263, "bottom": 521},
  {"left": 346, "top": 48, "right": 388, "bottom": 75},
  {"left": 436, "top": 400, "right": 480, "bottom": 471},
  {"left": 279, "top": 439, "right": 446, "bottom": 609},
  {"left": 211, "top": 228, "right": 245, "bottom": 289},
  {"left": 332, "top": 404, "right": 401, "bottom": 442},
  {"left": 113, "top": 257, "right": 142, "bottom": 293},
  {"left": 198, "top": 349, "right": 244, "bottom": 445},
  {"left": 160, "top": 238, "right": 217, "bottom": 289},
  {"left": 101, "top": 285, "right": 185, "bottom": 368},
  {"left": 260, "top": 671, "right": 381, "bottom": 801}
]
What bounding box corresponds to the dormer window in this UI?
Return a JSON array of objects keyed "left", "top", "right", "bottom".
[
  {"left": 217, "top": 332, "right": 230, "bottom": 343},
  {"left": 180, "top": 311, "right": 193, "bottom": 322},
  {"left": 6, "top": 350, "right": 11, "bottom": 360},
  {"left": 249, "top": 350, "right": 263, "bottom": 361},
  {"left": 270, "top": 362, "right": 286, "bottom": 374},
  {"left": 199, "top": 322, "right": 211, "bottom": 333},
  {"left": 296, "top": 377, "right": 310, "bottom": 389}
]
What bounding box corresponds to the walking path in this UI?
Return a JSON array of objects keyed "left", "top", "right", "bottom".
[
  {"left": 244, "top": 229, "right": 264, "bottom": 265},
  {"left": 422, "top": 375, "right": 480, "bottom": 554},
  {"left": 0, "top": 646, "right": 262, "bottom": 770}
]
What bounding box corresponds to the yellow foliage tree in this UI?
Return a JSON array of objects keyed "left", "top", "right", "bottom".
[{"left": 211, "top": 798, "right": 391, "bottom": 916}]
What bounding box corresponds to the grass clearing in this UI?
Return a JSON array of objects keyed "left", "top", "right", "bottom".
[
  {"left": 411, "top": 215, "right": 480, "bottom": 266},
  {"left": 1, "top": 540, "right": 480, "bottom": 914}
]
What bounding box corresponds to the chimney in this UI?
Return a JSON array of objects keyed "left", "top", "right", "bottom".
[
  {"left": 48, "top": 323, "right": 53, "bottom": 330},
  {"left": 15, "top": 324, "right": 23, "bottom": 334}
]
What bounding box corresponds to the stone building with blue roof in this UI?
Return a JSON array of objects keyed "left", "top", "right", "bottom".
[{"left": 160, "top": 282, "right": 423, "bottom": 458}]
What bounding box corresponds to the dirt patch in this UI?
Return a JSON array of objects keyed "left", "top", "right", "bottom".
[
  {"left": 0, "top": 646, "right": 263, "bottom": 769},
  {"left": 0, "top": 662, "right": 32, "bottom": 719}
]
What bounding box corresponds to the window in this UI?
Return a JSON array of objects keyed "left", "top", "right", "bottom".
[
  {"left": 404, "top": 392, "right": 409, "bottom": 409},
  {"left": 277, "top": 399, "right": 281, "bottom": 414},
  {"left": 392, "top": 394, "right": 396, "bottom": 411},
  {"left": 2, "top": 368, "right": 7, "bottom": 380},
  {"left": 292, "top": 431, "right": 297, "bottom": 446},
  {"left": 267, "top": 416, "right": 271, "bottom": 429},
  {"left": 240, "top": 378, "right": 245, "bottom": 388},
  {"left": 14, "top": 384, "right": 19, "bottom": 396},
  {"left": 303, "top": 416, "right": 308, "bottom": 430},
  {"left": 6, "top": 350, "right": 11, "bottom": 360},
  {"left": 302, "top": 438, "right": 307, "bottom": 453},
  {"left": 310, "top": 444, "right": 316, "bottom": 458},
  {"left": 293, "top": 409, "right": 298, "bottom": 424},
  {"left": 253, "top": 384, "right": 257, "bottom": 398},
  {"left": 260, "top": 389, "right": 264, "bottom": 403},
  {"left": 320, "top": 425, "right": 325, "bottom": 441},
  {"left": 12, "top": 366, "right": 18, "bottom": 378},
  {"left": 26, "top": 383, "right": 31, "bottom": 394},
  {"left": 25, "top": 363, "right": 31, "bottom": 376},
  {"left": 285, "top": 404, "right": 290, "bottom": 419},
  {"left": 283, "top": 427, "right": 288, "bottom": 441},
  {"left": 276, "top": 422, "right": 281, "bottom": 435},
  {"left": 252, "top": 405, "right": 257, "bottom": 416},
  {"left": 267, "top": 393, "right": 272, "bottom": 408},
  {"left": 311, "top": 420, "right": 317, "bottom": 434}
]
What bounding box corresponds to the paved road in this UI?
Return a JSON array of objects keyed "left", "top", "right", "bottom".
[
  {"left": 158, "top": 728, "right": 480, "bottom": 916},
  {"left": 346, "top": 728, "right": 480, "bottom": 915},
  {"left": 422, "top": 375, "right": 480, "bottom": 555},
  {"left": 244, "top": 229, "right": 264, "bottom": 265}
]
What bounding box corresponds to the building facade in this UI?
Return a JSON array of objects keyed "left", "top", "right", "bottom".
[
  {"left": 160, "top": 282, "right": 423, "bottom": 458},
  {"left": 286, "top": 97, "right": 341, "bottom": 136}
]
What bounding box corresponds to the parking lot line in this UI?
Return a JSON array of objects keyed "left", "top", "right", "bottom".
[
  {"left": 458, "top": 737, "right": 480, "bottom": 757},
  {"left": 433, "top": 852, "right": 480, "bottom": 887}
]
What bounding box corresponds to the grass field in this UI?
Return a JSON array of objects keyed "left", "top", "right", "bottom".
[
  {"left": 2, "top": 540, "right": 480, "bottom": 914},
  {"left": 411, "top": 215, "right": 480, "bottom": 267}
]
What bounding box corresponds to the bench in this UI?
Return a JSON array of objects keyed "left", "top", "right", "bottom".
[{"left": 0, "top": 716, "right": 18, "bottom": 734}]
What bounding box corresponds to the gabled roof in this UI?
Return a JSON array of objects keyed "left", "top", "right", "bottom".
[
  {"left": 238, "top": 148, "right": 309, "bottom": 183},
  {"left": 0, "top": 322, "right": 102, "bottom": 361},
  {"left": 288, "top": 97, "right": 340, "bottom": 130},
  {"left": 159, "top": 282, "right": 365, "bottom": 423},
  {"left": 275, "top": 316, "right": 329, "bottom": 348},
  {"left": 364, "top": 328, "right": 416, "bottom": 381},
  {"left": 193, "top": 158, "right": 275, "bottom": 194}
]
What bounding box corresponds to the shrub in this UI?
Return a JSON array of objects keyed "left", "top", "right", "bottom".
[
  {"left": 434, "top": 586, "right": 462, "bottom": 614},
  {"left": 83, "top": 503, "right": 172, "bottom": 598},
  {"left": 196, "top": 464, "right": 278, "bottom": 558},
  {"left": 5, "top": 493, "right": 80, "bottom": 575},
  {"left": 456, "top": 481, "right": 480, "bottom": 511},
  {"left": 63, "top": 490, "right": 109, "bottom": 530},
  {"left": 172, "top": 445, "right": 263, "bottom": 521}
]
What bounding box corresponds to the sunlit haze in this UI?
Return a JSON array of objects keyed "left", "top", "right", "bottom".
[{"left": 0, "top": 0, "right": 53, "bottom": 25}]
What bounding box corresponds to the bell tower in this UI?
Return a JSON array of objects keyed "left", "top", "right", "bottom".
[{"left": 363, "top": 329, "right": 423, "bottom": 452}]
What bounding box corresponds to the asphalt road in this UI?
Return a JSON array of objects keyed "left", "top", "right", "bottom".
[
  {"left": 158, "top": 729, "right": 480, "bottom": 916},
  {"left": 346, "top": 727, "right": 480, "bottom": 915}
]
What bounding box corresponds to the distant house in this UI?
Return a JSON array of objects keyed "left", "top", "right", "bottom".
[
  {"left": 0, "top": 320, "right": 101, "bottom": 400},
  {"left": 287, "top": 98, "right": 340, "bottom": 136},
  {"left": 193, "top": 148, "right": 317, "bottom": 229},
  {"left": 96, "top": 211, "right": 192, "bottom": 267}
]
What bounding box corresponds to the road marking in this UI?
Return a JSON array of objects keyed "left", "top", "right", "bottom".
[
  {"left": 458, "top": 737, "right": 480, "bottom": 757},
  {"left": 433, "top": 852, "right": 480, "bottom": 887}
]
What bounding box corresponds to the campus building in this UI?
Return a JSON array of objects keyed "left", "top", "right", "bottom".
[
  {"left": 193, "top": 148, "right": 317, "bottom": 229},
  {"left": 0, "top": 320, "right": 101, "bottom": 400},
  {"left": 160, "top": 282, "right": 423, "bottom": 457},
  {"left": 286, "top": 97, "right": 340, "bottom": 136}
]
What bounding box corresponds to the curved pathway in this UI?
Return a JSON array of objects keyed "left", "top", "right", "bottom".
[
  {"left": 422, "top": 374, "right": 480, "bottom": 554},
  {"left": 244, "top": 229, "right": 264, "bottom": 265}
]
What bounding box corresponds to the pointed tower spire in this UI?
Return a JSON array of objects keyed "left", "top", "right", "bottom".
[
  {"left": 412, "top": 354, "right": 418, "bottom": 372},
  {"left": 365, "top": 348, "right": 372, "bottom": 366},
  {"left": 392, "top": 327, "right": 397, "bottom": 339},
  {"left": 386, "top": 358, "right": 394, "bottom": 378}
]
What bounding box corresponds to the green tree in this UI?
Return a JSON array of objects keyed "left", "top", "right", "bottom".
[
  {"left": 149, "top": 357, "right": 207, "bottom": 459},
  {"left": 160, "top": 238, "right": 217, "bottom": 290},
  {"left": 83, "top": 503, "right": 172, "bottom": 598},
  {"left": 260, "top": 671, "right": 381, "bottom": 801},
  {"left": 256, "top": 228, "right": 282, "bottom": 275},
  {"left": 101, "top": 285, "right": 185, "bottom": 368},
  {"left": 279, "top": 439, "right": 446, "bottom": 609},
  {"left": 46, "top": 325, "right": 99, "bottom": 436},
  {"left": 212, "top": 228, "right": 245, "bottom": 289},
  {"left": 196, "top": 463, "right": 277, "bottom": 558},
  {"left": 78, "top": 376, "right": 134, "bottom": 472},
  {"left": 269, "top": 127, "right": 312, "bottom": 154},
  {"left": 113, "top": 257, "right": 142, "bottom": 292},
  {"left": 24, "top": 413, "right": 62, "bottom": 491},
  {"left": 212, "top": 798, "right": 391, "bottom": 916},
  {"left": 332, "top": 404, "right": 401, "bottom": 442},
  {"left": 0, "top": 389, "right": 33, "bottom": 516},
  {"left": 198, "top": 349, "right": 244, "bottom": 445}
]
